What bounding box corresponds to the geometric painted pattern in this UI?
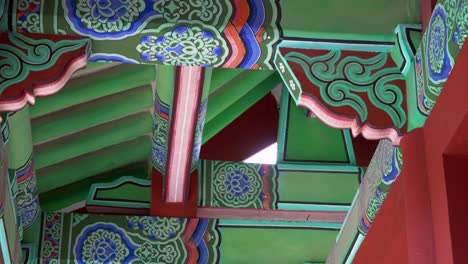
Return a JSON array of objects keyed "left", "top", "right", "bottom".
[
  {"left": 13, "top": 0, "right": 282, "bottom": 69},
  {"left": 199, "top": 160, "right": 278, "bottom": 209},
  {"left": 276, "top": 47, "right": 408, "bottom": 145},
  {"left": 416, "top": 0, "right": 467, "bottom": 116},
  {"left": 39, "top": 213, "right": 220, "bottom": 264},
  {"left": 357, "top": 140, "right": 403, "bottom": 234}
]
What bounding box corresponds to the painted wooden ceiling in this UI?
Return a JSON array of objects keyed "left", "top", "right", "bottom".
[{"left": 33, "top": 63, "right": 282, "bottom": 211}]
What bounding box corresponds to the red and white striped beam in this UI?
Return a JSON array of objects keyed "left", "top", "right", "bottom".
[{"left": 164, "top": 66, "right": 205, "bottom": 202}]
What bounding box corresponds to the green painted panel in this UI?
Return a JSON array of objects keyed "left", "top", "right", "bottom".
[
  {"left": 209, "top": 68, "right": 245, "bottom": 94},
  {"left": 278, "top": 170, "right": 359, "bottom": 204},
  {"left": 39, "top": 163, "right": 148, "bottom": 211},
  {"left": 30, "top": 64, "right": 155, "bottom": 117},
  {"left": 155, "top": 65, "right": 175, "bottom": 105},
  {"left": 32, "top": 87, "right": 153, "bottom": 144},
  {"left": 95, "top": 183, "right": 150, "bottom": 202},
  {"left": 284, "top": 99, "right": 349, "bottom": 163},
  {"left": 37, "top": 137, "right": 151, "bottom": 193},
  {"left": 7, "top": 107, "right": 33, "bottom": 167},
  {"left": 280, "top": 0, "right": 420, "bottom": 40},
  {"left": 219, "top": 227, "right": 338, "bottom": 263},
  {"left": 35, "top": 113, "right": 152, "bottom": 169}
]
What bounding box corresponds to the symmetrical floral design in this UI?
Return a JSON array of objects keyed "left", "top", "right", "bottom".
[
  {"left": 200, "top": 161, "right": 278, "bottom": 208},
  {"left": 64, "top": 0, "right": 159, "bottom": 38},
  {"left": 75, "top": 223, "right": 136, "bottom": 264},
  {"left": 135, "top": 242, "right": 181, "bottom": 264},
  {"left": 137, "top": 23, "right": 228, "bottom": 66},
  {"left": 211, "top": 162, "right": 263, "bottom": 207},
  {"left": 127, "top": 216, "right": 186, "bottom": 242},
  {"left": 153, "top": 0, "right": 225, "bottom": 26},
  {"left": 426, "top": 5, "right": 453, "bottom": 82},
  {"left": 416, "top": 0, "right": 467, "bottom": 117}
]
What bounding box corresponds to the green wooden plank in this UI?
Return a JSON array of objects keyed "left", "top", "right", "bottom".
[
  {"left": 220, "top": 227, "right": 338, "bottom": 263},
  {"left": 30, "top": 64, "right": 155, "bottom": 117},
  {"left": 278, "top": 170, "right": 359, "bottom": 205},
  {"left": 37, "top": 137, "right": 151, "bottom": 193},
  {"left": 205, "top": 70, "right": 274, "bottom": 123},
  {"left": 35, "top": 113, "right": 152, "bottom": 169},
  {"left": 31, "top": 86, "right": 153, "bottom": 144}
]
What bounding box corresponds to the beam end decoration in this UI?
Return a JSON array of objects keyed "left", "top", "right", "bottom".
[
  {"left": 275, "top": 46, "right": 408, "bottom": 145},
  {"left": 0, "top": 32, "right": 91, "bottom": 112},
  {"left": 199, "top": 160, "right": 278, "bottom": 209},
  {"left": 415, "top": 0, "right": 467, "bottom": 117}
]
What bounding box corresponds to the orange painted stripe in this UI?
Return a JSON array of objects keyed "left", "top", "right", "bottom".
[
  {"left": 231, "top": 0, "right": 250, "bottom": 32},
  {"left": 223, "top": 23, "right": 246, "bottom": 68}
]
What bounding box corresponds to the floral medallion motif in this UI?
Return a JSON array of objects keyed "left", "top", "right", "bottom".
[
  {"left": 136, "top": 22, "right": 228, "bottom": 67},
  {"left": 127, "top": 216, "right": 186, "bottom": 242},
  {"left": 75, "top": 223, "right": 136, "bottom": 264},
  {"left": 134, "top": 242, "right": 182, "bottom": 264},
  {"left": 212, "top": 162, "right": 263, "bottom": 207},
  {"left": 153, "top": 0, "right": 226, "bottom": 26},
  {"left": 426, "top": 5, "right": 454, "bottom": 83},
  {"left": 64, "top": 0, "right": 160, "bottom": 39}
]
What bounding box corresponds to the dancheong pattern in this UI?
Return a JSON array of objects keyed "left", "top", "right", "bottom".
[
  {"left": 12, "top": 0, "right": 282, "bottom": 69},
  {"left": 152, "top": 96, "right": 169, "bottom": 174},
  {"left": 39, "top": 213, "right": 220, "bottom": 263},
  {"left": 358, "top": 140, "right": 403, "bottom": 235},
  {"left": 14, "top": 157, "right": 40, "bottom": 230},
  {"left": 416, "top": 0, "right": 467, "bottom": 116},
  {"left": 199, "top": 160, "right": 278, "bottom": 209}
]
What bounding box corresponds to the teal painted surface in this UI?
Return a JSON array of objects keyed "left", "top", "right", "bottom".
[{"left": 280, "top": 0, "right": 420, "bottom": 39}]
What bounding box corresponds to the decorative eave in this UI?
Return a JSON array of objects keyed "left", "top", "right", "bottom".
[
  {"left": 274, "top": 34, "right": 421, "bottom": 146},
  {"left": 0, "top": 32, "right": 91, "bottom": 114}
]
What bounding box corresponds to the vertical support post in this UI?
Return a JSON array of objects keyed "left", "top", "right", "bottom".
[
  {"left": 0, "top": 115, "right": 22, "bottom": 263},
  {"left": 7, "top": 107, "right": 41, "bottom": 245},
  {"left": 151, "top": 65, "right": 211, "bottom": 213}
]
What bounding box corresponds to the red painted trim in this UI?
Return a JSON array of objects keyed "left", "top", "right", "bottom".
[
  {"left": 165, "top": 66, "right": 203, "bottom": 202},
  {"left": 299, "top": 95, "right": 402, "bottom": 145},
  {"left": 196, "top": 207, "right": 347, "bottom": 222}
]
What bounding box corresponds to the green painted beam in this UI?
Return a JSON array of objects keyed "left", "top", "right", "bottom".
[
  {"left": 280, "top": 0, "right": 419, "bottom": 41},
  {"left": 219, "top": 227, "right": 338, "bottom": 263},
  {"left": 209, "top": 68, "right": 245, "bottom": 94},
  {"left": 39, "top": 162, "right": 149, "bottom": 211},
  {"left": 37, "top": 136, "right": 151, "bottom": 194},
  {"left": 30, "top": 64, "right": 155, "bottom": 117},
  {"left": 278, "top": 170, "right": 359, "bottom": 205},
  {"left": 205, "top": 70, "right": 275, "bottom": 124},
  {"left": 203, "top": 73, "right": 281, "bottom": 143},
  {"left": 31, "top": 86, "right": 153, "bottom": 144},
  {"left": 34, "top": 112, "right": 152, "bottom": 170},
  {"left": 155, "top": 65, "right": 175, "bottom": 105}
]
